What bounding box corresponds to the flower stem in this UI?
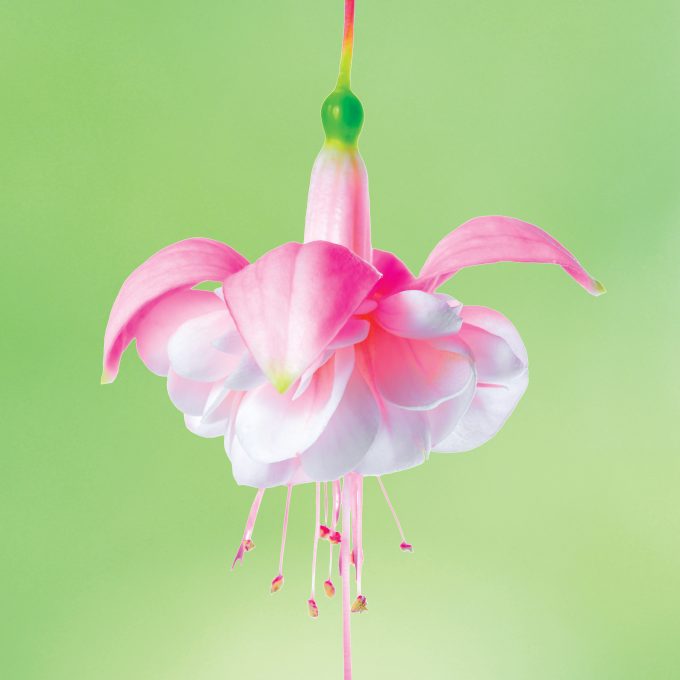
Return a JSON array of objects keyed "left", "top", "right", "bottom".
[{"left": 337, "top": 0, "right": 355, "bottom": 90}]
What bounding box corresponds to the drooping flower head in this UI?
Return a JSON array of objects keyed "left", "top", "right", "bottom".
[{"left": 102, "top": 2, "right": 603, "bottom": 677}]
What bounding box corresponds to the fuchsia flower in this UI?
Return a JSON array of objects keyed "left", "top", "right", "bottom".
[{"left": 102, "top": 2, "right": 603, "bottom": 677}]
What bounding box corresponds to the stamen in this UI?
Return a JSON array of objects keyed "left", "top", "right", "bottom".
[
  {"left": 308, "top": 598, "right": 319, "bottom": 618},
  {"left": 232, "top": 488, "right": 265, "bottom": 570},
  {"left": 333, "top": 479, "right": 342, "bottom": 526},
  {"left": 271, "top": 484, "right": 293, "bottom": 593},
  {"left": 351, "top": 594, "right": 367, "bottom": 614},
  {"left": 319, "top": 482, "right": 331, "bottom": 536},
  {"left": 309, "top": 482, "right": 321, "bottom": 616},
  {"left": 377, "top": 476, "right": 413, "bottom": 552},
  {"left": 326, "top": 479, "right": 342, "bottom": 595},
  {"left": 347, "top": 473, "right": 366, "bottom": 614}
]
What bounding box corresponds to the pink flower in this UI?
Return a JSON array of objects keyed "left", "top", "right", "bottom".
[
  {"left": 102, "top": 2, "right": 602, "bottom": 676},
  {"left": 101, "top": 190, "right": 602, "bottom": 491}
]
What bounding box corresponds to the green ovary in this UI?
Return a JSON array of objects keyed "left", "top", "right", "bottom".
[{"left": 321, "top": 87, "right": 364, "bottom": 148}]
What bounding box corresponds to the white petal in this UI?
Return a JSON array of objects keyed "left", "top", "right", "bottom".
[
  {"left": 223, "top": 352, "right": 266, "bottom": 391},
  {"left": 166, "top": 369, "right": 215, "bottom": 416},
  {"left": 168, "top": 310, "right": 240, "bottom": 381},
  {"left": 434, "top": 371, "right": 529, "bottom": 453},
  {"left": 227, "top": 436, "right": 299, "bottom": 488},
  {"left": 427, "top": 370, "right": 477, "bottom": 446},
  {"left": 300, "top": 370, "right": 380, "bottom": 480},
  {"left": 292, "top": 351, "right": 333, "bottom": 400},
  {"left": 355, "top": 403, "right": 431, "bottom": 476},
  {"left": 375, "top": 290, "right": 462, "bottom": 339},
  {"left": 327, "top": 317, "right": 370, "bottom": 350},
  {"left": 235, "top": 347, "right": 355, "bottom": 463},
  {"left": 185, "top": 413, "right": 228, "bottom": 438}
]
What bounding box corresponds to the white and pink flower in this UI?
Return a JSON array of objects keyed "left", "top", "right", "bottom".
[{"left": 102, "top": 1, "right": 603, "bottom": 676}]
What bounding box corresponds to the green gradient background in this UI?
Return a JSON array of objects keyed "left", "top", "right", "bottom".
[{"left": 3, "top": 1, "right": 679, "bottom": 678}]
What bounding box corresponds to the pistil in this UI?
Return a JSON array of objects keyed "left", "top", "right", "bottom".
[{"left": 325, "top": 479, "right": 342, "bottom": 596}]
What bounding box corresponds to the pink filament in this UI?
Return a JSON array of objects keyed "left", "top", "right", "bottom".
[
  {"left": 278, "top": 484, "right": 293, "bottom": 577},
  {"left": 324, "top": 481, "right": 329, "bottom": 526},
  {"left": 341, "top": 475, "right": 353, "bottom": 680},
  {"left": 232, "top": 488, "right": 265, "bottom": 570},
  {"left": 333, "top": 479, "right": 342, "bottom": 526},
  {"left": 355, "top": 475, "right": 364, "bottom": 594},
  {"left": 311, "top": 482, "right": 321, "bottom": 598},
  {"left": 329, "top": 479, "right": 341, "bottom": 579},
  {"left": 377, "top": 476, "right": 409, "bottom": 546}
]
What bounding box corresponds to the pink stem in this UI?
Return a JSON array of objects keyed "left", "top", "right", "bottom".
[
  {"left": 278, "top": 484, "right": 293, "bottom": 576},
  {"left": 341, "top": 476, "right": 353, "bottom": 679},
  {"left": 311, "top": 482, "right": 321, "bottom": 597},
  {"left": 231, "top": 488, "right": 265, "bottom": 570}
]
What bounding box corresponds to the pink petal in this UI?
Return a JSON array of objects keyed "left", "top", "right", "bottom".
[
  {"left": 234, "top": 347, "right": 355, "bottom": 463},
  {"left": 223, "top": 242, "right": 380, "bottom": 392},
  {"left": 369, "top": 326, "right": 475, "bottom": 410},
  {"left": 304, "top": 146, "right": 372, "bottom": 262},
  {"left": 374, "top": 290, "right": 462, "bottom": 339},
  {"left": 417, "top": 216, "right": 605, "bottom": 295},
  {"left": 434, "top": 372, "right": 528, "bottom": 453},
  {"left": 168, "top": 310, "right": 242, "bottom": 382},
  {"left": 134, "top": 289, "right": 225, "bottom": 376},
  {"left": 102, "top": 238, "right": 248, "bottom": 383},
  {"left": 370, "top": 249, "right": 417, "bottom": 298},
  {"left": 300, "top": 369, "right": 380, "bottom": 480},
  {"left": 355, "top": 403, "right": 431, "bottom": 476}
]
